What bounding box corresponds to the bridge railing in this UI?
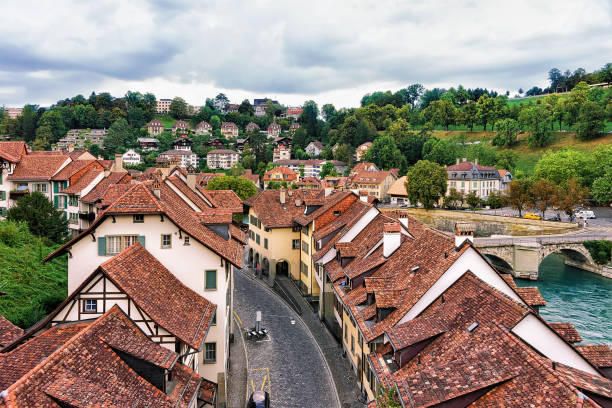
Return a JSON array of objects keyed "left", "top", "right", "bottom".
[{"left": 475, "top": 234, "right": 611, "bottom": 246}]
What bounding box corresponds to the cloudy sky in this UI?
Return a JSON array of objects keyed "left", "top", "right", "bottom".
[{"left": 1, "top": 0, "right": 610, "bottom": 108}]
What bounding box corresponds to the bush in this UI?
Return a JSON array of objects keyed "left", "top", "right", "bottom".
[{"left": 583, "top": 240, "right": 612, "bottom": 265}]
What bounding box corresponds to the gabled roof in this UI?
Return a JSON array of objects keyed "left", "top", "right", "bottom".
[
  {"left": 206, "top": 190, "right": 243, "bottom": 212},
  {"left": 97, "top": 243, "right": 216, "bottom": 349},
  {"left": 0, "top": 315, "right": 23, "bottom": 347},
  {"left": 245, "top": 189, "right": 326, "bottom": 228},
  {"left": 577, "top": 345, "right": 612, "bottom": 369},
  {"left": 0, "top": 306, "right": 201, "bottom": 408},
  {"left": 51, "top": 159, "right": 96, "bottom": 181},
  {"left": 61, "top": 168, "right": 103, "bottom": 195},
  {"left": 549, "top": 322, "right": 582, "bottom": 343},
  {"left": 0, "top": 141, "right": 27, "bottom": 163},
  {"left": 350, "top": 170, "right": 395, "bottom": 185},
  {"left": 387, "top": 176, "right": 407, "bottom": 197},
  {"left": 7, "top": 155, "right": 70, "bottom": 180}
]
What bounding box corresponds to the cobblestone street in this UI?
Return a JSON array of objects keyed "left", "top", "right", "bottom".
[{"left": 229, "top": 268, "right": 340, "bottom": 408}]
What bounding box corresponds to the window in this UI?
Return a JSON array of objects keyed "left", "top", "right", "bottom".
[
  {"left": 264, "top": 238, "right": 268, "bottom": 249},
  {"left": 301, "top": 261, "right": 308, "bottom": 277},
  {"left": 351, "top": 334, "right": 355, "bottom": 353},
  {"left": 107, "top": 235, "right": 139, "bottom": 255},
  {"left": 184, "top": 235, "right": 190, "bottom": 245},
  {"left": 133, "top": 214, "right": 144, "bottom": 223},
  {"left": 69, "top": 196, "right": 78, "bottom": 207},
  {"left": 204, "top": 342, "right": 216, "bottom": 363},
  {"left": 301, "top": 226, "right": 309, "bottom": 236},
  {"left": 84, "top": 299, "right": 97, "bottom": 313},
  {"left": 301, "top": 241, "right": 309, "bottom": 254},
  {"left": 292, "top": 239, "right": 300, "bottom": 250},
  {"left": 34, "top": 183, "right": 47, "bottom": 193},
  {"left": 55, "top": 195, "right": 67, "bottom": 209},
  {"left": 205, "top": 270, "right": 217, "bottom": 290},
  {"left": 255, "top": 234, "right": 260, "bottom": 245},
  {"left": 344, "top": 323, "right": 348, "bottom": 342},
  {"left": 0, "top": 207, "right": 6, "bottom": 217},
  {"left": 333, "top": 210, "right": 341, "bottom": 216},
  {"left": 212, "top": 310, "right": 217, "bottom": 325},
  {"left": 69, "top": 212, "right": 79, "bottom": 224},
  {"left": 161, "top": 234, "right": 172, "bottom": 249}
]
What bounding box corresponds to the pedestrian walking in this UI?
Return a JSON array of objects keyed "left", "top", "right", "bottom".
[{"left": 256, "top": 262, "right": 261, "bottom": 278}]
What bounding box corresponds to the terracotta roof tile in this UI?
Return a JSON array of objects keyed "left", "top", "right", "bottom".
[
  {"left": 549, "top": 322, "right": 583, "bottom": 343},
  {"left": 0, "top": 315, "right": 23, "bottom": 348},
  {"left": 98, "top": 243, "right": 216, "bottom": 350},
  {"left": 350, "top": 170, "right": 394, "bottom": 185},
  {"left": 515, "top": 286, "right": 547, "bottom": 307},
  {"left": 61, "top": 168, "right": 103, "bottom": 195},
  {"left": 7, "top": 155, "right": 69, "bottom": 180},
  {"left": 206, "top": 189, "right": 243, "bottom": 212},
  {"left": 0, "top": 141, "right": 26, "bottom": 162},
  {"left": 51, "top": 159, "right": 95, "bottom": 180},
  {"left": 245, "top": 189, "right": 325, "bottom": 228},
  {"left": 576, "top": 344, "right": 612, "bottom": 368},
  {"left": 0, "top": 306, "right": 199, "bottom": 408}
]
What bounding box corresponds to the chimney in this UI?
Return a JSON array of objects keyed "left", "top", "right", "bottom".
[
  {"left": 456, "top": 158, "right": 460, "bottom": 165},
  {"left": 280, "top": 189, "right": 286, "bottom": 204},
  {"left": 454, "top": 222, "right": 474, "bottom": 250},
  {"left": 383, "top": 222, "right": 401, "bottom": 258},
  {"left": 474, "top": 158, "right": 478, "bottom": 166},
  {"left": 114, "top": 154, "right": 123, "bottom": 172},
  {"left": 359, "top": 190, "right": 368, "bottom": 202},
  {"left": 295, "top": 198, "right": 302, "bottom": 207},
  {"left": 186, "top": 172, "right": 196, "bottom": 190}
]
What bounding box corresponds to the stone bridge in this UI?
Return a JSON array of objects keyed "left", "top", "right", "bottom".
[{"left": 474, "top": 234, "right": 609, "bottom": 280}]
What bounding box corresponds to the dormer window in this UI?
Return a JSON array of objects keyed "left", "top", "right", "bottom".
[
  {"left": 133, "top": 214, "right": 144, "bottom": 223},
  {"left": 334, "top": 210, "right": 341, "bottom": 216}
]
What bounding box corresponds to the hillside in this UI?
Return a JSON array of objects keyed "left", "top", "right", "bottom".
[
  {"left": 433, "top": 130, "right": 612, "bottom": 173},
  {"left": 0, "top": 221, "right": 67, "bottom": 329}
]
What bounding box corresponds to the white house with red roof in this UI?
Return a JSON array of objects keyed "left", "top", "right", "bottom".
[{"left": 446, "top": 158, "right": 502, "bottom": 199}]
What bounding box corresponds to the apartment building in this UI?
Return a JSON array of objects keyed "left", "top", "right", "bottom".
[
  {"left": 44, "top": 175, "right": 246, "bottom": 403},
  {"left": 273, "top": 159, "right": 347, "bottom": 179},
  {"left": 138, "top": 137, "right": 159, "bottom": 151},
  {"left": 158, "top": 136, "right": 198, "bottom": 168},
  {"left": 55, "top": 129, "right": 107, "bottom": 150},
  {"left": 348, "top": 170, "right": 397, "bottom": 199},
  {"left": 4, "top": 107, "right": 23, "bottom": 119},
  {"left": 206, "top": 149, "right": 240, "bottom": 170},
  {"left": 286, "top": 106, "right": 303, "bottom": 120},
  {"left": 122, "top": 149, "right": 141, "bottom": 166},
  {"left": 262, "top": 166, "right": 297, "bottom": 188},
  {"left": 446, "top": 158, "right": 502, "bottom": 199},
  {"left": 156, "top": 98, "right": 172, "bottom": 114},
  {"left": 272, "top": 145, "right": 291, "bottom": 162},
  {"left": 0, "top": 141, "right": 28, "bottom": 218},
  {"left": 147, "top": 119, "right": 164, "bottom": 136},
  {"left": 220, "top": 122, "right": 239, "bottom": 139},
  {"left": 172, "top": 120, "right": 190, "bottom": 134}
]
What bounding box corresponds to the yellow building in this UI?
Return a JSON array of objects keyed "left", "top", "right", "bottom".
[{"left": 349, "top": 170, "right": 397, "bottom": 199}]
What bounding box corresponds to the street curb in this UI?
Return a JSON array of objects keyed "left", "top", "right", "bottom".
[
  {"left": 237, "top": 269, "right": 342, "bottom": 408},
  {"left": 232, "top": 314, "right": 249, "bottom": 407}
]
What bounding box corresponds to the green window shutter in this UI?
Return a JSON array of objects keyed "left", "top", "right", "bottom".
[
  {"left": 53, "top": 196, "right": 59, "bottom": 208},
  {"left": 98, "top": 237, "right": 106, "bottom": 256},
  {"left": 205, "top": 270, "right": 217, "bottom": 290},
  {"left": 1, "top": 208, "right": 6, "bottom": 217},
  {"left": 53, "top": 182, "right": 58, "bottom": 193},
  {"left": 0, "top": 191, "right": 5, "bottom": 200},
  {"left": 137, "top": 235, "right": 146, "bottom": 247}
]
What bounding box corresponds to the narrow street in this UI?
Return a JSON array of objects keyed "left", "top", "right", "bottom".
[{"left": 228, "top": 269, "right": 340, "bottom": 408}]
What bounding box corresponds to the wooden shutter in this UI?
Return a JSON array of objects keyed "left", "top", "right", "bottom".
[
  {"left": 137, "top": 235, "right": 146, "bottom": 247},
  {"left": 98, "top": 237, "right": 106, "bottom": 256},
  {"left": 53, "top": 196, "right": 59, "bottom": 208},
  {"left": 53, "top": 182, "right": 58, "bottom": 193}
]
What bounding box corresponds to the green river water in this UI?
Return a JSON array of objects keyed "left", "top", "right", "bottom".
[{"left": 516, "top": 254, "right": 612, "bottom": 344}]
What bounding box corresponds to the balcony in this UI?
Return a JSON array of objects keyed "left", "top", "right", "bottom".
[
  {"left": 78, "top": 211, "right": 95, "bottom": 222},
  {"left": 9, "top": 189, "right": 29, "bottom": 199}
]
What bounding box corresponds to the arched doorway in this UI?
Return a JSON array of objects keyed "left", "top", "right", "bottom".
[
  {"left": 262, "top": 258, "right": 270, "bottom": 276},
  {"left": 254, "top": 253, "right": 260, "bottom": 269},
  {"left": 248, "top": 248, "right": 254, "bottom": 266},
  {"left": 276, "top": 260, "right": 289, "bottom": 277}
]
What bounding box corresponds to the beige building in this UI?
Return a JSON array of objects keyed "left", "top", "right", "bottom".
[
  {"left": 44, "top": 176, "right": 245, "bottom": 405},
  {"left": 196, "top": 121, "right": 212, "bottom": 135},
  {"left": 348, "top": 170, "right": 396, "bottom": 199},
  {"left": 272, "top": 146, "right": 291, "bottom": 162},
  {"left": 446, "top": 158, "right": 502, "bottom": 199},
  {"left": 220, "top": 122, "right": 239, "bottom": 139},
  {"left": 207, "top": 149, "right": 240, "bottom": 170},
  {"left": 147, "top": 119, "right": 164, "bottom": 136},
  {"left": 156, "top": 98, "right": 172, "bottom": 113},
  {"left": 355, "top": 142, "right": 372, "bottom": 161}
]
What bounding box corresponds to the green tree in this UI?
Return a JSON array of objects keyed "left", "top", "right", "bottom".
[
  {"left": 504, "top": 179, "right": 533, "bottom": 217},
  {"left": 103, "top": 118, "right": 132, "bottom": 156},
  {"left": 492, "top": 118, "right": 520, "bottom": 147},
  {"left": 238, "top": 99, "right": 254, "bottom": 115},
  {"left": 422, "top": 138, "right": 456, "bottom": 165},
  {"left": 443, "top": 188, "right": 463, "bottom": 209},
  {"left": 169, "top": 97, "right": 189, "bottom": 119},
  {"left": 476, "top": 94, "right": 496, "bottom": 131},
  {"left": 518, "top": 104, "right": 552, "bottom": 147},
  {"left": 423, "top": 99, "right": 456, "bottom": 130},
  {"left": 592, "top": 167, "right": 612, "bottom": 205},
  {"left": 404, "top": 160, "right": 447, "bottom": 209},
  {"left": 240, "top": 142, "right": 256, "bottom": 170},
  {"left": 494, "top": 150, "right": 517, "bottom": 171},
  {"left": 33, "top": 125, "right": 52, "bottom": 150},
  {"left": 7, "top": 192, "right": 68, "bottom": 243},
  {"left": 460, "top": 102, "right": 478, "bottom": 131},
  {"left": 322, "top": 103, "right": 336, "bottom": 121},
  {"left": 205, "top": 176, "right": 257, "bottom": 200},
  {"left": 486, "top": 191, "right": 504, "bottom": 209},
  {"left": 465, "top": 191, "right": 481, "bottom": 209},
  {"left": 575, "top": 100, "right": 605, "bottom": 140},
  {"left": 534, "top": 149, "right": 591, "bottom": 186},
  {"left": 557, "top": 178, "right": 589, "bottom": 221},
  {"left": 209, "top": 115, "right": 221, "bottom": 130},
  {"left": 319, "top": 162, "right": 338, "bottom": 179},
  {"left": 366, "top": 135, "right": 407, "bottom": 172}
]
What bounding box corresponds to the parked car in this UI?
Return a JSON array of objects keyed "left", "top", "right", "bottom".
[
  {"left": 576, "top": 210, "right": 596, "bottom": 219},
  {"left": 247, "top": 391, "right": 270, "bottom": 408},
  {"left": 546, "top": 215, "right": 561, "bottom": 222},
  {"left": 523, "top": 213, "right": 542, "bottom": 220}
]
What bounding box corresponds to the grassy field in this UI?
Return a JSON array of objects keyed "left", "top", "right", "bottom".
[
  {"left": 0, "top": 221, "right": 67, "bottom": 329},
  {"left": 155, "top": 114, "right": 177, "bottom": 128},
  {"left": 433, "top": 130, "right": 612, "bottom": 173}
]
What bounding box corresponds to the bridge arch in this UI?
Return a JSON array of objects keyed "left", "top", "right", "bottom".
[
  {"left": 538, "top": 244, "right": 598, "bottom": 273},
  {"left": 483, "top": 253, "right": 514, "bottom": 274}
]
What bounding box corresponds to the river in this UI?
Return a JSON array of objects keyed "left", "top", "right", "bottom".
[{"left": 516, "top": 254, "right": 612, "bottom": 344}]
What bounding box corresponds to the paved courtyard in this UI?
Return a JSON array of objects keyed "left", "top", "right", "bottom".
[{"left": 230, "top": 269, "right": 340, "bottom": 408}]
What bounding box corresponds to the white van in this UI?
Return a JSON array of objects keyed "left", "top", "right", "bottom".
[{"left": 576, "top": 210, "right": 596, "bottom": 219}]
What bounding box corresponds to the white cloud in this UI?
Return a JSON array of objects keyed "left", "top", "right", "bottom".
[{"left": 0, "top": 0, "right": 610, "bottom": 108}]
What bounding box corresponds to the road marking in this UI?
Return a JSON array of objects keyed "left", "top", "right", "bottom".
[
  {"left": 234, "top": 311, "right": 243, "bottom": 325},
  {"left": 251, "top": 379, "right": 255, "bottom": 392},
  {"left": 261, "top": 374, "right": 267, "bottom": 391}
]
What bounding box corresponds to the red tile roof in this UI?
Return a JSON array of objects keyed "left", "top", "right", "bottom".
[
  {"left": 51, "top": 159, "right": 96, "bottom": 180},
  {"left": 515, "top": 286, "right": 547, "bottom": 307},
  {"left": 0, "top": 315, "right": 23, "bottom": 347},
  {"left": 263, "top": 166, "right": 298, "bottom": 182},
  {"left": 446, "top": 160, "right": 497, "bottom": 171},
  {"left": 7, "top": 155, "right": 69, "bottom": 180},
  {"left": 350, "top": 170, "right": 394, "bottom": 185},
  {"left": 549, "top": 322, "right": 583, "bottom": 343},
  {"left": 98, "top": 243, "right": 216, "bottom": 349},
  {"left": 0, "top": 141, "right": 27, "bottom": 162},
  {"left": 206, "top": 190, "right": 243, "bottom": 212},
  {"left": 576, "top": 344, "right": 612, "bottom": 368},
  {"left": 61, "top": 168, "right": 103, "bottom": 195},
  {"left": 245, "top": 189, "right": 325, "bottom": 228},
  {"left": 0, "top": 306, "right": 200, "bottom": 408}
]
